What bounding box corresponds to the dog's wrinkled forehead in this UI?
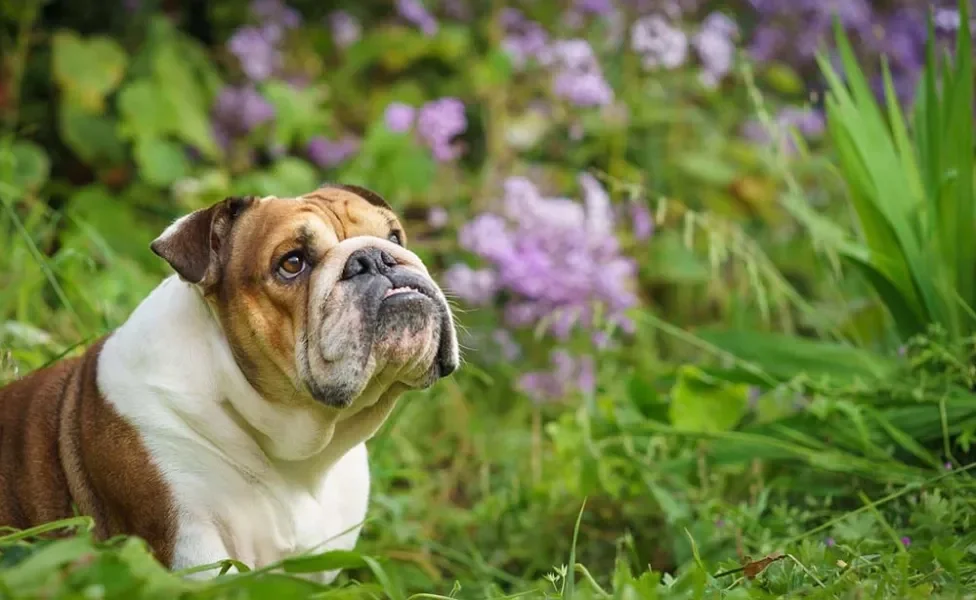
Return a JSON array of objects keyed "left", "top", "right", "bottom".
[{"left": 253, "top": 185, "right": 405, "bottom": 247}]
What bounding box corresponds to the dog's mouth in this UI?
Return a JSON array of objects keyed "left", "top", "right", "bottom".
[{"left": 383, "top": 285, "right": 424, "bottom": 300}]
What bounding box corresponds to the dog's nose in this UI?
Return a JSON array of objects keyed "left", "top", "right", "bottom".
[{"left": 341, "top": 247, "right": 397, "bottom": 280}]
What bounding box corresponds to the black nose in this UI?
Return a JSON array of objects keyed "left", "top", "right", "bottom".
[{"left": 341, "top": 247, "right": 398, "bottom": 280}]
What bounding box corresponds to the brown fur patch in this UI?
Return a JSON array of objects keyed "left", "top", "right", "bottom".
[{"left": 0, "top": 338, "right": 177, "bottom": 566}]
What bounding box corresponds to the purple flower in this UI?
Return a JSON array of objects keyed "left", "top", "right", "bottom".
[
  {"left": 825, "top": 537, "right": 836, "bottom": 547},
  {"left": 574, "top": 0, "right": 614, "bottom": 16},
  {"left": 442, "top": 264, "right": 497, "bottom": 306},
  {"left": 944, "top": 461, "right": 953, "bottom": 470},
  {"left": 553, "top": 71, "right": 614, "bottom": 107},
  {"left": 518, "top": 351, "right": 596, "bottom": 403},
  {"left": 329, "top": 11, "right": 361, "bottom": 48},
  {"left": 211, "top": 85, "right": 275, "bottom": 147},
  {"left": 227, "top": 26, "right": 281, "bottom": 82},
  {"left": 629, "top": 201, "right": 654, "bottom": 240},
  {"left": 453, "top": 175, "right": 638, "bottom": 341},
  {"left": 900, "top": 536, "right": 911, "bottom": 548},
  {"left": 416, "top": 97, "right": 467, "bottom": 161},
  {"left": 306, "top": 135, "right": 360, "bottom": 168},
  {"left": 396, "top": 0, "right": 438, "bottom": 36},
  {"left": 543, "top": 39, "right": 614, "bottom": 107},
  {"left": 500, "top": 9, "right": 551, "bottom": 68},
  {"left": 631, "top": 15, "right": 688, "bottom": 70},
  {"left": 384, "top": 102, "right": 416, "bottom": 133},
  {"left": 427, "top": 206, "right": 449, "bottom": 229},
  {"left": 250, "top": 0, "right": 301, "bottom": 29},
  {"left": 693, "top": 12, "right": 738, "bottom": 88},
  {"left": 491, "top": 329, "right": 521, "bottom": 361}
]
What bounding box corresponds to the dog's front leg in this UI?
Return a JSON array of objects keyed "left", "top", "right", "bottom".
[{"left": 170, "top": 520, "right": 236, "bottom": 580}]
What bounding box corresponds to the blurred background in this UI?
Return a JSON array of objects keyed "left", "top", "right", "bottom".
[{"left": 2, "top": 0, "right": 976, "bottom": 597}]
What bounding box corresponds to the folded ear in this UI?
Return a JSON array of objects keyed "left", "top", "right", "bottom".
[{"left": 150, "top": 196, "right": 255, "bottom": 290}]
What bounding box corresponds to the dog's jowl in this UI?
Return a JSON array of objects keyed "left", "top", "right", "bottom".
[{"left": 0, "top": 184, "right": 459, "bottom": 581}]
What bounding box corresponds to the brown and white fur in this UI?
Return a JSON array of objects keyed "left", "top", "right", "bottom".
[{"left": 0, "top": 184, "right": 459, "bottom": 582}]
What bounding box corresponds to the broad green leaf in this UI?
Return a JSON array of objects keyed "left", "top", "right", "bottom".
[
  {"left": 644, "top": 231, "right": 710, "bottom": 283},
  {"left": 695, "top": 329, "right": 896, "bottom": 382},
  {"left": 269, "top": 158, "right": 320, "bottom": 197},
  {"left": 58, "top": 103, "right": 127, "bottom": 166},
  {"left": 117, "top": 80, "right": 178, "bottom": 140},
  {"left": 134, "top": 137, "right": 190, "bottom": 187},
  {"left": 51, "top": 31, "right": 127, "bottom": 112},
  {"left": 262, "top": 81, "right": 327, "bottom": 148},
  {"left": 151, "top": 40, "right": 219, "bottom": 159},
  {"left": 675, "top": 152, "right": 738, "bottom": 187},
  {"left": 1, "top": 535, "right": 95, "bottom": 589},
  {"left": 280, "top": 550, "right": 367, "bottom": 574},
  {"left": 6, "top": 141, "right": 50, "bottom": 192},
  {"left": 668, "top": 366, "right": 748, "bottom": 433}
]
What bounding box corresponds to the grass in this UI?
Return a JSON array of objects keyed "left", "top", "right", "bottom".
[{"left": 2, "top": 333, "right": 976, "bottom": 598}]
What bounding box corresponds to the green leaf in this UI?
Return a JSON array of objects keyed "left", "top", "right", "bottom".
[
  {"left": 675, "top": 152, "right": 739, "bottom": 187},
  {"left": 269, "top": 158, "right": 320, "bottom": 197},
  {"left": 117, "top": 80, "right": 178, "bottom": 140},
  {"left": 58, "top": 103, "right": 127, "bottom": 166},
  {"left": 280, "top": 549, "right": 367, "bottom": 574},
  {"left": 51, "top": 31, "right": 127, "bottom": 112},
  {"left": 6, "top": 141, "right": 50, "bottom": 192},
  {"left": 668, "top": 366, "right": 748, "bottom": 433},
  {"left": 1, "top": 535, "right": 95, "bottom": 589},
  {"left": 695, "top": 329, "right": 897, "bottom": 383},
  {"left": 134, "top": 137, "right": 190, "bottom": 187},
  {"left": 645, "top": 231, "right": 710, "bottom": 283},
  {"left": 151, "top": 39, "right": 219, "bottom": 159},
  {"left": 262, "top": 81, "right": 327, "bottom": 148}
]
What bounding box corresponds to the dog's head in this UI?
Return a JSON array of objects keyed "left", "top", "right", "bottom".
[{"left": 149, "top": 185, "right": 459, "bottom": 410}]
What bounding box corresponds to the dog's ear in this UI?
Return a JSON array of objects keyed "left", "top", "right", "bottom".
[{"left": 150, "top": 196, "right": 255, "bottom": 290}]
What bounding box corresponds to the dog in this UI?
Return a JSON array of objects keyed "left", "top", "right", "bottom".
[{"left": 0, "top": 184, "right": 459, "bottom": 582}]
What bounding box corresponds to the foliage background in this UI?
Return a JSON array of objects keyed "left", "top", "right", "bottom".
[{"left": 2, "top": 0, "right": 976, "bottom": 598}]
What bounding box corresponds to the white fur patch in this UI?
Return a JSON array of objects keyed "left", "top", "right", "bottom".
[{"left": 97, "top": 277, "right": 374, "bottom": 582}]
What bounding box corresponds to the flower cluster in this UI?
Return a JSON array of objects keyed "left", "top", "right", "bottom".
[
  {"left": 305, "top": 135, "right": 360, "bottom": 168},
  {"left": 328, "top": 10, "right": 361, "bottom": 49},
  {"left": 517, "top": 350, "right": 596, "bottom": 403},
  {"left": 693, "top": 13, "right": 738, "bottom": 88},
  {"left": 396, "top": 0, "right": 438, "bottom": 36},
  {"left": 445, "top": 174, "right": 639, "bottom": 344},
  {"left": 501, "top": 9, "right": 613, "bottom": 107},
  {"left": 631, "top": 14, "right": 688, "bottom": 70},
  {"left": 746, "top": 0, "right": 966, "bottom": 106},
  {"left": 543, "top": 39, "right": 614, "bottom": 107},
  {"left": 382, "top": 98, "right": 468, "bottom": 162},
  {"left": 226, "top": 0, "right": 300, "bottom": 83},
  {"left": 214, "top": 0, "right": 301, "bottom": 150},
  {"left": 211, "top": 85, "right": 275, "bottom": 150}
]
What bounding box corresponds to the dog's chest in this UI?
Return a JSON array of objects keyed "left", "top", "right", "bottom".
[{"left": 168, "top": 442, "right": 371, "bottom": 572}]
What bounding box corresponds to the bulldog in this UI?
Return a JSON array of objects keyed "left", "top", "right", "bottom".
[{"left": 0, "top": 184, "right": 459, "bottom": 581}]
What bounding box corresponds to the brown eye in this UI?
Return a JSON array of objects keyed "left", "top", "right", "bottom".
[
  {"left": 388, "top": 231, "right": 402, "bottom": 245},
  {"left": 277, "top": 251, "right": 306, "bottom": 279}
]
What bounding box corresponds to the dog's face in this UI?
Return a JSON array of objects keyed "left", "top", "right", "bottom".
[{"left": 149, "top": 185, "right": 459, "bottom": 409}]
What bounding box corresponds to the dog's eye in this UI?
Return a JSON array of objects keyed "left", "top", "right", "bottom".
[
  {"left": 277, "top": 251, "right": 306, "bottom": 279},
  {"left": 387, "top": 231, "right": 402, "bottom": 246}
]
